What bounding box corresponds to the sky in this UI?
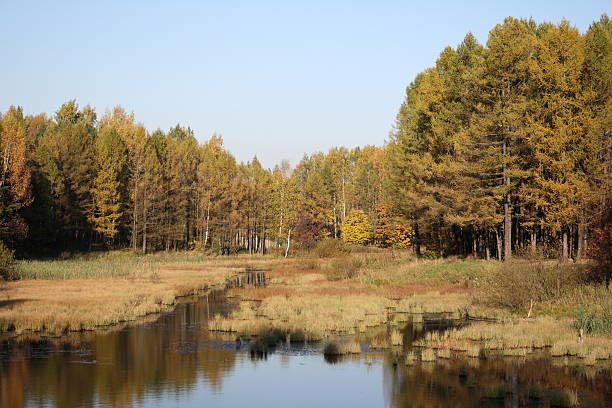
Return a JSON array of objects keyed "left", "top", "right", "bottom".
[{"left": 1, "top": 1, "right": 609, "bottom": 168}]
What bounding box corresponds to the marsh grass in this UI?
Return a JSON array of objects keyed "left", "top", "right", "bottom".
[
  {"left": 421, "top": 348, "right": 436, "bottom": 362},
  {"left": 361, "top": 257, "right": 497, "bottom": 286},
  {"left": 0, "top": 255, "right": 242, "bottom": 335},
  {"left": 573, "top": 306, "right": 612, "bottom": 334},
  {"left": 405, "top": 351, "right": 417, "bottom": 365},
  {"left": 390, "top": 329, "right": 403, "bottom": 346},
  {"left": 323, "top": 341, "right": 361, "bottom": 355},
  {"left": 418, "top": 317, "right": 612, "bottom": 362}
]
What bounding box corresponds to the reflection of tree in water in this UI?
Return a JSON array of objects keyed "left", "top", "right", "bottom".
[
  {"left": 385, "top": 355, "right": 612, "bottom": 408},
  {"left": 0, "top": 292, "right": 236, "bottom": 407}
]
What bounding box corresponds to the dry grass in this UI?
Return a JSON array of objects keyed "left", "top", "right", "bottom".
[
  {"left": 7, "top": 247, "right": 609, "bottom": 373},
  {"left": 390, "top": 329, "right": 403, "bottom": 346},
  {"left": 210, "top": 253, "right": 479, "bottom": 341},
  {"left": 0, "top": 254, "right": 252, "bottom": 335},
  {"left": 421, "top": 348, "right": 436, "bottom": 362},
  {"left": 405, "top": 351, "right": 417, "bottom": 365},
  {"left": 416, "top": 316, "right": 612, "bottom": 362},
  {"left": 323, "top": 341, "right": 361, "bottom": 355}
]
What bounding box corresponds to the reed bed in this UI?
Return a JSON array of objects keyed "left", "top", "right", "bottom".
[
  {"left": 0, "top": 259, "right": 233, "bottom": 335},
  {"left": 416, "top": 317, "right": 612, "bottom": 361},
  {"left": 390, "top": 329, "right": 403, "bottom": 346},
  {"left": 323, "top": 341, "right": 361, "bottom": 355}
]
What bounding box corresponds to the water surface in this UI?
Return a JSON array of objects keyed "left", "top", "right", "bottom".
[{"left": 1, "top": 293, "right": 610, "bottom": 407}]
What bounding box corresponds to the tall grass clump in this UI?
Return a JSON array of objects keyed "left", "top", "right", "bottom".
[
  {"left": 421, "top": 348, "right": 436, "bottom": 362},
  {"left": 323, "top": 341, "right": 361, "bottom": 355},
  {"left": 573, "top": 307, "right": 612, "bottom": 335}
]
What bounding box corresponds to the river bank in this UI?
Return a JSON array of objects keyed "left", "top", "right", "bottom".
[
  {"left": 0, "top": 252, "right": 285, "bottom": 335},
  {"left": 1, "top": 249, "right": 610, "bottom": 368},
  {"left": 3, "top": 290, "right": 610, "bottom": 408}
]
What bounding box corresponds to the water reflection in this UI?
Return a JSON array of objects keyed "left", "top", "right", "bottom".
[
  {"left": 1, "top": 294, "right": 610, "bottom": 408},
  {"left": 385, "top": 356, "right": 612, "bottom": 408},
  {"left": 1, "top": 292, "right": 236, "bottom": 408}
]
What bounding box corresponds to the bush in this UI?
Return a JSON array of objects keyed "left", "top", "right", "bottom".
[
  {"left": 422, "top": 250, "right": 439, "bottom": 259},
  {"left": 0, "top": 242, "right": 17, "bottom": 280},
  {"left": 573, "top": 307, "right": 612, "bottom": 334},
  {"left": 324, "top": 257, "right": 361, "bottom": 281},
  {"left": 311, "top": 239, "right": 352, "bottom": 258},
  {"left": 477, "top": 262, "right": 584, "bottom": 312}
]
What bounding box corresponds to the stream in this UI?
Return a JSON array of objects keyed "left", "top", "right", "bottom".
[{"left": 1, "top": 291, "right": 610, "bottom": 407}]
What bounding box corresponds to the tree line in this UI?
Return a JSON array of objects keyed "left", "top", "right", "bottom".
[
  {"left": 0, "top": 15, "right": 609, "bottom": 261},
  {"left": 387, "top": 15, "right": 610, "bottom": 261},
  {"left": 0, "top": 101, "right": 399, "bottom": 256}
]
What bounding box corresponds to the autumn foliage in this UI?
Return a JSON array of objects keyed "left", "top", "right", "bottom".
[{"left": 341, "top": 210, "right": 372, "bottom": 245}]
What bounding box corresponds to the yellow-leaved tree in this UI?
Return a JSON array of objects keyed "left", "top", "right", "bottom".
[{"left": 341, "top": 209, "right": 372, "bottom": 245}]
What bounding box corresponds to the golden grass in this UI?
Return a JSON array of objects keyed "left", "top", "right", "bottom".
[
  {"left": 0, "top": 256, "right": 241, "bottom": 335},
  {"left": 421, "top": 348, "right": 436, "bottom": 362},
  {"left": 324, "top": 341, "right": 361, "bottom": 355},
  {"left": 405, "top": 351, "right": 417, "bottom": 365},
  {"left": 390, "top": 329, "right": 403, "bottom": 346},
  {"left": 210, "top": 255, "right": 478, "bottom": 342},
  {"left": 7, "top": 248, "right": 609, "bottom": 372},
  {"left": 417, "top": 316, "right": 612, "bottom": 361}
]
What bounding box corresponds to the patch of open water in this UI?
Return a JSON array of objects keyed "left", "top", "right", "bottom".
[{"left": 1, "top": 292, "right": 610, "bottom": 407}]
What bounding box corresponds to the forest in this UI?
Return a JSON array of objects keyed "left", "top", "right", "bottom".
[{"left": 0, "top": 16, "right": 609, "bottom": 265}]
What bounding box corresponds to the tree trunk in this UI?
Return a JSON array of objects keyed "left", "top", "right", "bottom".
[
  {"left": 496, "top": 229, "right": 502, "bottom": 262},
  {"left": 577, "top": 219, "right": 585, "bottom": 260},
  {"left": 414, "top": 223, "right": 421, "bottom": 257},
  {"left": 132, "top": 169, "right": 138, "bottom": 251},
  {"left": 284, "top": 228, "right": 291, "bottom": 258},
  {"left": 203, "top": 195, "right": 210, "bottom": 251},
  {"left": 530, "top": 230, "right": 537, "bottom": 255},
  {"left": 569, "top": 227, "right": 574, "bottom": 260},
  {"left": 562, "top": 229, "right": 569, "bottom": 261},
  {"left": 503, "top": 138, "right": 512, "bottom": 262},
  {"left": 142, "top": 183, "right": 147, "bottom": 254}
]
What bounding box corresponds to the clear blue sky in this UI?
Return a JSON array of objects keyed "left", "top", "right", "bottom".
[{"left": 1, "top": 1, "right": 609, "bottom": 168}]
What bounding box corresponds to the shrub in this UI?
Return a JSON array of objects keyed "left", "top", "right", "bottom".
[
  {"left": 477, "top": 262, "right": 584, "bottom": 312},
  {"left": 312, "top": 239, "right": 351, "bottom": 258},
  {"left": 0, "top": 242, "right": 17, "bottom": 280},
  {"left": 293, "top": 217, "right": 325, "bottom": 248},
  {"left": 422, "top": 250, "right": 439, "bottom": 259},
  {"left": 324, "top": 257, "right": 360, "bottom": 281}
]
